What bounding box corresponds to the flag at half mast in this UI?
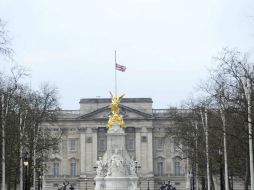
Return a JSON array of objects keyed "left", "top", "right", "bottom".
[{"left": 115, "top": 63, "right": 127, "bottom": 72}]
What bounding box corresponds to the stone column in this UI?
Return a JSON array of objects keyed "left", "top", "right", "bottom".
[
  {"left": 92, "top": 128, "right": 98, "bottom": 165},
  {"left": 135, "top": 128, "right": 141, "bottom": 165},
  {"left": 80, "top": 128, "right": 86, "bottom": 178},
  {"left": 137, "top": 127, "right": 153, "bottom": 175},
  {"left": 147, "top": 128, "right": 153, "bottom": 174},
  {"left": 85, "top": 127, "right": 97, "bottom": 175}
]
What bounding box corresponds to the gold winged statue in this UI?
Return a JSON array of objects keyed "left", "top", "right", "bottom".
[{"left": 107, "top": 92, "right": 125, "bottom": 128}]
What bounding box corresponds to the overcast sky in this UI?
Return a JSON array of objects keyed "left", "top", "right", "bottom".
[{"left": 0, "top": 0, "right": 254, "bottom": 109}]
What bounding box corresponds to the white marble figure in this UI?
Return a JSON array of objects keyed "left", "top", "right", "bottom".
[
  {"left": 100, "top": 184, "right": 104, "bottom": 190},
  {"left": 107, "top": 153, "right": 124, "bottom": 176},
  {"left": 94, "top": 124, "right": 139, "bottom": 190},
  {"left": 96, "top": 157, "right": 104, "bottom": 177},
  {"left": 128, "top": 156, "right": 136, "bottom": 176},
  {"left": 128, "top": 181, "right": 136, "bottom": 189}
]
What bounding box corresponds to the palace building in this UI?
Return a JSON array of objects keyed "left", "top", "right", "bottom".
[{"left": 42, "top": 98, "right": 188, "bottom": 190}]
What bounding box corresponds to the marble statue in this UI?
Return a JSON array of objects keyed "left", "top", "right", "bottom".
[
  {"left": 107, "top": 153, "right": 125, "bottom": 176},
  {"left": 129, "top": 157, "right": 136, "bottom": 176},
  {"left": 96, "top": 157, "right": 104, "bottom": 177},
  {"left": 94, "top": 92, "right": 139, "bottom": 190}
]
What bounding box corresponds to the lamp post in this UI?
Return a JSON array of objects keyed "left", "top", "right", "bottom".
[
  {"left": 84, "top": 178, "right": 88, "bottom": 190},
  {"left": 191, "top": 171, "right": 195, "bottom": 190},
  {"left": 37, "top": 169, "right": 43, "bottom": 190},
  {"left": 147, "top": 179, "right": 150, "bottom": 190},
  {"left": 229, "top": 175, "right": 233, "bottom": 190},
  {"left": 23, "top": 152, "right": 29, "bottom": 190},
  {"left": 189, "top": 171, "right": 193, "bottom": 190},
  {"left": 134, "top": 161, "right": 141, "bottom": 190},
  {"left": 39, "top": 175, "right": 42, "bottom": 190},
  {"left": 134, "top": 161, "right": 141, "bottom": 174}
]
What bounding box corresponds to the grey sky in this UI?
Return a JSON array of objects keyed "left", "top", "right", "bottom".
[{"left": 0, "top": 0, "right": 254, "bottom": 109}]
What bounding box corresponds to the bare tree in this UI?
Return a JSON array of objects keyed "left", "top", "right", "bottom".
[
  {"left": 170, "top": 48, "right": 253, "bottom": 190},
  {"left": 0, "top": 66, "right": 61, "bottom": 189},
  {"left": 200, "top": 71, "right": 232, "bottom": 190},
  {"left": 215, "top": 48, "right": 254, "bottom": 190}
]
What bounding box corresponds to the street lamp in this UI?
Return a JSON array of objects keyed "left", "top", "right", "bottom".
[
  {"left": 188, "top": 171, "right": 194, "bottom": 190},
  {"left": 147, "top": 180, "right": 150, "bottom": 190},
  {"left": 37, "top": 169, "right": 43, "bottom": 190},
  {"left": 219, "top": 149, "right": 224, "bottom": 190},
  {"left": 84, "top": 178, "right": 88, "bottom": 190},
  {"left": 39, "top": 175, "right": 42, "bottom": 190},
  {"left": 134, "top": 162, "right": 141, "bottom": 190},
  {"left": 229, "top": 175, "right": 234, "bottom": 190},
  {"left": 134, "top": 161, "right": 141, "bottom": 174},
  {"left": 23, "top": 152, "right": 29, "bottom": 190},
  {"left": 24, "top": 160, "right": 28, "bottom": 167}
]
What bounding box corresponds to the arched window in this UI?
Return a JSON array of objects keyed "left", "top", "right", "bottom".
[{"left": 70, "top": 159, "right": 77, "bottom": 176}]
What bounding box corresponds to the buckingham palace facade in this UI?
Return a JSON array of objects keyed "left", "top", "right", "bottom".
[{"left": 42, "top": 98, "right": 188, "bottom": 190}]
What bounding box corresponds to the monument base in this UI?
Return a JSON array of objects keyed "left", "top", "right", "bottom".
[
  {"left": 94, "top": 124, "right": 140, "bottom": 190},
  {"left": 95, "top": 176, "right": 139, "bottom": 190}
]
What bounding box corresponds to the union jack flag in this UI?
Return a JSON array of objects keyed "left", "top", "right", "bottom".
[{"left": 115, "top": 63, "right": 127, "bottom": 72}]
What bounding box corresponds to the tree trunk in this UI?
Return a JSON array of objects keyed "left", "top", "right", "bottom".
[
  {"left": 243, "top": 78, "right": 253, "bottom": 190},
  {"left": 201, "top": 108, "right": 210, "bottom": 190},
  {"left": 20, "top": 143, "right": 23, "bottom": 190},
  {"left": 210, "top": 172, "right": 215, "bottom": 190},
  {"left": 201, "top": 176, "right": 206, "bottom": 190},
  {"left": 244, "top": 157, "right": 250, "bottom": 190},
  {"left": 1, "top": 95, "right": 6, "bottom": 190},
  {"left": 195, "top": 121, "right": 199, "bottom": 190},
  {"left": 220, "top": 109, "right": 229, "bottom": 190},
  {"left": 247, "top": 92, "right": 253, "bottom": 190}
]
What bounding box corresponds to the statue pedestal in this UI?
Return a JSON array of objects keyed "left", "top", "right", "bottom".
[
  {"left": 94, "top": 124, "right": 139, "bottom": 190},
  {"left": 104, "top": 176, "right": 139, "bottom": 190}
]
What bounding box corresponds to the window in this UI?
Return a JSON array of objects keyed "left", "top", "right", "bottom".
[
  {"left": 125, "top": 127, "right": 135, "bottom": 133},
  {"left": 157, "top": 162, "right": 163, "bottom": 176},
  {"left": 69, "top": 139, "right": 76, "bottom": 151},
  {"left": 175, "top": 161, "right": 181, "bottom": 176},
  {"left": 98, "top": 128, "right": 107, "bottom": 153},
  {"left": 127, "top": 137, "right": 135, "bottom": 150},
  {"left": 53, "top": 163, "right": 59, "bottom": 177},
  {"left": 141, "top": 136, "right": 147, "bottom": 143},
  {"left": 98, "top": 127, "right": 107, "bottom": 133},
  {"left": 125, "top": 127, "right": 135, "bottom": 150},
  {"left": 86, "top": 137, "right": 92, "bottom": 143},
  {"left": 98, "top": 138, "right": 106, "bottom": 152},
  {"left": 70, "top": 159, "right": 77, "bottom": 176},
  {"left": 156, "top": 138, "right": 163, "bottom": 149}
]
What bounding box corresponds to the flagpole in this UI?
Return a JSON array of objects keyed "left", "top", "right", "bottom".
[{"left": 115, "top": 50, "right": 117, "bottom": 96}]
